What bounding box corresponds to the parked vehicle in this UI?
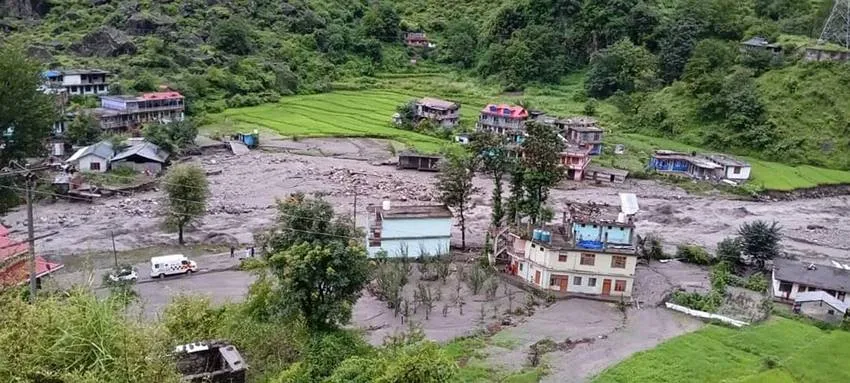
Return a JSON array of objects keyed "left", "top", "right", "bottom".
[
  {"left": 108, "top": 267, "right": 137, "bottom": 282},
  {"left": 150, "top": 254, "right": 198, "bottom": 278}
]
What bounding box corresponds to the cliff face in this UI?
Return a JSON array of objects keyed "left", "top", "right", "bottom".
[{"left": 0, "top": 0, "right": 50, "bottom": 18}]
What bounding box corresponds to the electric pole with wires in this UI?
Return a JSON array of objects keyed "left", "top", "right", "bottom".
[{"left": 5, "top": 161, "right": 49, "bottom": 302}]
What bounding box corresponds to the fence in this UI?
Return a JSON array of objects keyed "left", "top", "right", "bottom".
[{"left": 665, "top": 302, "right": 750, "bottom": 327}]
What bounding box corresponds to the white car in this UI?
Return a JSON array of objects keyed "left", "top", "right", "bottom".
[{"left": 108, "top": 268, "right": 138, "bottom": 282}]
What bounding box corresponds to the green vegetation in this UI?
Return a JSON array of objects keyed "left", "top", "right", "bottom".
[
  {"left": 594, "top": 318, "right": 850, "bottom": 383},
  {"left": 163, "top": 164, "right": 208, "bottom": 245}
]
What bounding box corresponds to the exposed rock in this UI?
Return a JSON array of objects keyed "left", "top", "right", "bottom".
[
  {"left": 0, "top": 0, "right": 50, "bottom": 18},
  {"left": 26, "top": 44, "right": 53, "bottom": 62},
  {"left": 71, "top": 27, "right": 136, "bottom": 57},
  {"left": 126, "top": 12, "right": 175, "bottom": 35}
]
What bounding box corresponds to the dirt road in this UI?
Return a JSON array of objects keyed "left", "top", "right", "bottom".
[{"left": 4, "top": 137, "right": 850, "bottom": 267}]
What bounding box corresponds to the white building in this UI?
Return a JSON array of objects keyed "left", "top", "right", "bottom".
[
  {"left": 43, "top": 69, "right": 110, "bottom": 96},
  {"left": 66, "top": 141, "right": 114, "bottom": 173},
  {"left": 365, "top": 203, "right": 452, "bottom": 258},
  {"left": 773, "top": 258, "right": 850, "bottom": 304},
  {"left": 706, "top": 154, "right": 751, "bottom": 181},
  {"left": 793, "top": 291, "right": 848, "bottom": 324}
]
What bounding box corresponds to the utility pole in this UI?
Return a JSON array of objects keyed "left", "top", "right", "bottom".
[
  {"left": 111, "top": 230, "right": 118, "bottom": 269},
  {"left": 24, "top": 171, "right": 37, "bottom": 302},
  {"left": 352, "top": 192, "right": 358, "bottom": 223}
]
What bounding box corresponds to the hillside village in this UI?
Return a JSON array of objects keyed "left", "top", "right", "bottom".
[{"left": 5, "top": 0, "right": 850, "bottom": 382}]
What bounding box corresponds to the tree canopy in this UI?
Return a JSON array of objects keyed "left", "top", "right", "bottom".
[{"left": 163, "top": 164, "right": 208, "bottom": 245}]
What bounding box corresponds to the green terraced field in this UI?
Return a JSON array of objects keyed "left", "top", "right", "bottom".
[
  {"left": 207, "top": 90, "right": 448, "bottom": 153},
  {"left": 593, "top": 318, "right": 850, "bottom": 383}
]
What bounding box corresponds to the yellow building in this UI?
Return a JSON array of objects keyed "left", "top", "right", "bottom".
[{"left": 505, "top": 220, "right": 638, "bottom": 298}]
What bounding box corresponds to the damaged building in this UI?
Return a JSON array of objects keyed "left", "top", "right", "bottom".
[{"left": 174, "top": 341, "right": 247, "bottom": 383}]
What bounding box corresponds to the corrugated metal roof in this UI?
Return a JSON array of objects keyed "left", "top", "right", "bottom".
[
  {"left": 66, "top": 141, "right": 114, "bottom": 163},
  {"left": 112, "top": 142, "right": 168, "bottom": 163},
  {"left": 795, "top": 290, "right": 849, "bottom": 313},
  {"left": 775, "top": 258, "right": 850, "bottom": 292}
]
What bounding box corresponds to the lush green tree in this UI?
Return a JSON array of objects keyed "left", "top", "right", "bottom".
[
  {"left": 394, "top": 100, "right": 417, "bottom": 129},
  {"left": 66, "top": 112, "right": 102, "bottom": 146},
  {"left": 435, "top": 150, "right": 477, "bottom": 249},
  {"left": 657, "top": 19, "right": 700, "bottom": 83},
  {"left": 267, "top": 242, "right": 370, "bottom": 330},
  {"left": 363, "top": 2, "right": 401, "bottom": 42},
  {"left": 469, "top": 131, "right": 512, "bottom": 226},
  {"left": 586, "top": 38, "right": 657, "bottom": 99},
  {"left": 440, "top": 18, "right": 479, "bottom": 68},
  {"left": 212, "top": 16, "right": 257, "bottom": 55},
  {"left": 520, "top": 121, "right": 564, "bottom": 224},
  {"left": 682, "top": 39, "right": 737, "bottom": 95},
  {"left": 163, "top": 164, "right": 208, "bottom": 245},
  {"left": 257, "top": 193, "right": 360, "bottom": 256},
  {"left": 143, "top": 120, "right": 198, "bottom": 154},
  {"left": 716, "top": 237, "right": 743, "bottom": 265},
  {"left": 698, "top": 67, "right": 777, "bottom": 150},
  {"left": 506, "top": 166, "right": 525, "bottom": 224},
  {"left": 738, "top": 220, "right": 782, "bottom": 269}
]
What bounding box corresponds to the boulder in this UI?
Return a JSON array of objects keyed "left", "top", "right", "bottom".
[
  {"left": 71, "top": 27, "right": 136, "bottom": 57},
  {"left": 126, "top": 12, "right": 175, "bottom": 35}
]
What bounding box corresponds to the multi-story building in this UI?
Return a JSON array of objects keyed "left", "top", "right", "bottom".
[
  {"left": 415, "top": 97, "right": 460, "bottom": 128},
  {"left": 476, "top": 104, "right": 530, "bottom": 147},
  {"left": 560, "top": 142, "right": 592, "bottom": 181},
  {"left": 43, "top": 69, "right": 110, "bottom": 96},
  {"left": 556, "top": 117, "right": 603, "bottom": 155},
  {"left": 89, "top": 91, "right": 185, "bottom": 131},
  {"left": 501, "top": 217, "right": 638, "bottom": 298},
  {"left": 365, "top": 202, "right": 452, "bottom": 258}
]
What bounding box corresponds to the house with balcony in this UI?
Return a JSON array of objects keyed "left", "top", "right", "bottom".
[
  {"left": 405, "top": 32, "right": 434, "bottom": 48},
  {"left": 497, "top": 214, "right": 638, "bottom": 299},
  {"left": 648, "top": 150, "right": 751, "bottom": 182},
  {"left": 559, "top": 142, "right": 592, "bottom": 181},
  {"left": 476, "top": 104, "right": 530, "bottom": 149},
  {"left": 415, "top": 97, "right": 460, "bottom": 128},
  {"left": 365, "top": 202, "right": 452, "bottom": 258},
  {"left": 556, "top": 117, "right": 604, "bottom": 155},
  {"left": 43, "top": 69, "right": 110, "bottom": 96},
  {"left": 89, "top": 91, "right": 185, "bottom": 131}
]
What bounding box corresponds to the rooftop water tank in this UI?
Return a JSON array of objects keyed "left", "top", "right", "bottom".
[{"left": 532, "top": 229, "right": 541, "bottom": 241}]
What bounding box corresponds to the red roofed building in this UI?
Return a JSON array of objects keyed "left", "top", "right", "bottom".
[
  {"left": 476, "top": 104, "right": 530, "bottom": 148},
  {"left": 89, "top": 91, "right": 185, "bottom": 131},
  {"left": 405, "top": 32, "right": 431, "bottom": 47},
  {"left": 0, "top": 226, "right": 63, "bottom": 288}
]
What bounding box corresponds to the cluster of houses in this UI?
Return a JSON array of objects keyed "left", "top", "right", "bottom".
[
  {"left": 42, "top": 69, "right": 185, "bottom": 157},
  {"left": 401, "top": 96, "right": 626, "bottom": 183}
]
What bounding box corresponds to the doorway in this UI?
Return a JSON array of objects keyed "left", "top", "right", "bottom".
[{"left": 602, "top": 279, "right": 612, "bottom": 295}]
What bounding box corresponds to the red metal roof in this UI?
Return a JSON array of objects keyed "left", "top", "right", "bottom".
[
  {"left": 141, "top": 92, "right": 183, "bottom": 100},
  {"left": 0, "top": 256, "right": 64, "bottom": 286},
  {"left": 0, "top": 231, "right": 28, "bottom": 262},
  {"left": 481, "top": 104, "right": 528, "bottom": 119}
]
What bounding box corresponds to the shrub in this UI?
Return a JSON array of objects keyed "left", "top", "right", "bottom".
[
  {"left": 677, "top": 244, "right": 713, "bottom": 265},
  {"left": 744, "top": 273, "right": 769, "bottom": 292}
]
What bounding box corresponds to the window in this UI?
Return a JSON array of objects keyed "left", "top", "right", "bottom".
[
  {"left": 839, "top": 292, "right": 846, "bottom": 301},
  {"left": 90, "top": 162, "right": 101, "bottom": 171},
  {"left": 733, "top": 166, "right": 742, "bottom": 174},
  {"left": 778, "top": 282, "right": 793, "bottom": 292},
  {"left": 798, "top": 285, "right": 809, "bottom": 292},
  {"left": 550, "top": 278, "right": 556, "bottom": 286},
  {"left": 574, "top": 276, "right": 582, "bottom": 285},
  {"left": 580, "top": 253, "right": 595, "bottom": 266},
  {"left": 611, "top": 256, "right": 627, "bottom": 269},
  {"left": 558, "top": 254, "right": 567, "bottom": 262},
  {"left": 588, "top": 278, "right": 597, "bottom": 287},
  {"left": 614, "top": 280, "right": 626, "bottom": 292},
  {"left": 828, "top": 309, "right": 836, "bottom": 315},
  {"left": 519, "top": 263, "right": 524, "bottom": 271}
]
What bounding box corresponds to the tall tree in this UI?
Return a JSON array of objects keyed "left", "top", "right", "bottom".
[
  {"left": 362, "top": 2, "right": 401, "bottom": 43},
  {"left": 520, "top": 121, "right": 564, "bottom": 224},
  {"left": 257, "top": 193, "right": 360, "bottom": 255},
  {"left": 66, "top": 112, "right": 102, "bottom": 146},
  {"left": 506, "top": 166, "right": 525, "bottom": 225},
  {"left": 163, "top": 165, "right": 208, "bottom": 245},
  {"left": 0, "top": 45, "right": 57, "bottom": 210},
  {"left": 143, "top": 120, "right": 198, "bottom": 154},
  {"left": 738, "top": 220, "right": 782, "bottom": 269},
  {"left": 469, "top": 131, "right": 512, "bottom": 226},
  {"left": 585, "top": 38, "right": 657, "bottom": 98},
  {"left": 435, "top": 150, "right": 477, "bottom": 249},
  {"left": 440, "top": 18, "right": 479, "bottom": 68},
  {"left": 267, "top": 242, "right": 370, "bottom": 330}
]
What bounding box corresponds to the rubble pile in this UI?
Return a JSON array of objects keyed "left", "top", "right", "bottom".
[{"left": 317, "top": 167, "right": 435, "bottom": 202}]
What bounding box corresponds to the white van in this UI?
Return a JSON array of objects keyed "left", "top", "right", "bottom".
[{"left": 150, "top": 254, "right": 198, "bottom": 278}]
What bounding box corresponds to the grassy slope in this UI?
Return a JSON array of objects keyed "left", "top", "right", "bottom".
[{"left": 593, "top": 317, "right": 850, "bottom": 383}]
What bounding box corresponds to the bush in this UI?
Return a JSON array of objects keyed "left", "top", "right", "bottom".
[
  {"left": 744, "top": 273, "right": 769, "bottom": 292},
  {"left": 671, "top": 290, "right": 723, "bottom": 312},
  {"left": 677, "top": 244, "right": 712, "bottom": 265}
]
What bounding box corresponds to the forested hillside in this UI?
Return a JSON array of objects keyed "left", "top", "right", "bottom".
[{"left": 2, "top": 0, "right": 849, "bottom": 169}]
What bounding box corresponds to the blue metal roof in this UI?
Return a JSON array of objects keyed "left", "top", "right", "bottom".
[{"left": 43, "top": 70, "right": 61, "bottom": 78}]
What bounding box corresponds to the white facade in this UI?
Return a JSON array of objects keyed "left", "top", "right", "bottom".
[
  {"left": 75, "top": 154, "right": 110, "bottom": 173},
  {"left": 366, "top": 206, "right": 453, "bottom": 258},
  {"left": 723, "top": 165, "right": 751, "bottom": 181},
  {"left": 772, "top": 270, "right": 849, "bottom": 303}
]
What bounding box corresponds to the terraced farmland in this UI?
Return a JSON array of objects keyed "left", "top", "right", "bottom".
[{"left": 207, "top": 90, "right": 449, "bottom": 153}]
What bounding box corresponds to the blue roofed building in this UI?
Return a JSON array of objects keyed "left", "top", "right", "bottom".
[{"left": 366, "top": 202, "right": 453, "bottom": 258}]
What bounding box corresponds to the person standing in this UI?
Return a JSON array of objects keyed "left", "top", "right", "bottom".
[
  {"left": 230, "top": 246, "right": 235, "bottom": 258},
  {"left": 250, "top": 246, "right": 255, "bottom": 258}
]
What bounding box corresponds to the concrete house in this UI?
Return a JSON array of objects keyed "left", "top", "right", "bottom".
[
  {"left": 415, "top": 97, "right": 460, "bottom": 129},
  {"left": 793, "top": 291, "right": 848, "bottom": 324},
  {"left": 476, "top": 104, "right": 529, "bottom": 149},
  {"left": 706, "top": 154, "right": 751, "bottom": 181},
  {"left": 366, "top": 203, "right": 452, "bottom": 258},
  {"left": 405, "top": 32, "right": 433, "bottom": 48},
  {"left": 66, "top": 141, "right": 114, "bottom": 173},
  {"left": 43, "top": 69, "right": 110, "bottom": 96},
  {"left": 111, "top": 141, "right": 169, "bottom": 174},
  {"left": 648, "top": 150, "right": 751, "bottom": 181},
  {"left": 91, "top": 91, "right": 185, "bottom": 131},
  {"left": 740, "top": 36, "right": 781, "bottom": 55},
  {"left": 501, "top": 215, "right": 638, "bottom": 299},
  {"left": 773, "top": 259, "right": 850, "bottom": 304},
  {"left": 804, "top": 47, "right": 850, "bottom": 63},
  {"left": 397, "top": 151, "right": 441, "bottom": 172},
  {"left": 559, "top": 142, "right": 592, "bottom": 181},
  {"left": 556, "top": 117, "right": 604, "bottom": 155}
]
